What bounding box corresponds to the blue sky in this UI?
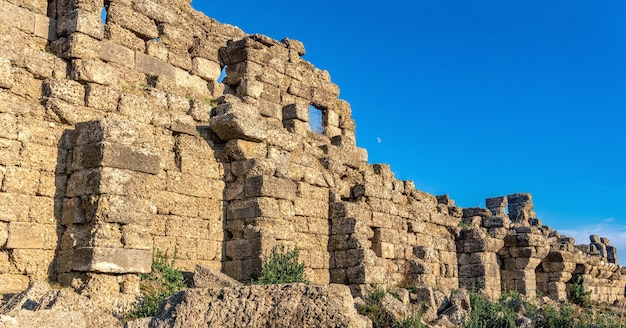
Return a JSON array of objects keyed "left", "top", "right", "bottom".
[{"left": 196, "top": 1, "right": 626, "bottom": 262}]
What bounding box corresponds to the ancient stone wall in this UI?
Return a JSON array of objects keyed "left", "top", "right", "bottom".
[{"left": 0, "top": 0, "right": 624, "bottom": 304}]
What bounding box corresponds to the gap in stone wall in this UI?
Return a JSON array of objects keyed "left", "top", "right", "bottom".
[
  {"left": 309, "top": 104, "right": 324, "bottom": 134},
  {"left": 100, "top": 6, "right": 107, "bottom": 25},
  {"left": 218, "top": 66, "right": 227, "bottom": 83}
]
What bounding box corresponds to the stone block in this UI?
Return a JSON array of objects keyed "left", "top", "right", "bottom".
[
  {"left": 0, "top": 274, "right": 29, "bottom": 294},
  {"left": 165, "top": 215, "right": 208, "bottom": 239},
  {"left": 244, "top": 175, "right": 297, "bottom": 201},
  {"left": 21, "top": 142, "right": 63, "bottom": 172},
  {"left": 372, "top": 242, "right": 395, "bottom": 259},
  {"left": 43, "top": 78, "right": 86, "bottom": 106},
  {"left": 107, "top": 2, "right": 158, "bottom": 40},
  {"left": 132, "top": 0, "right": 177, "bottom": 24},
  {"left": 0, "top": 221, "right": 8, "bottom": 247},
  {"left": 85, "top": 83, "right": 120, "bottom": 111},
  {"left": 0, "top": 1, "right": 34, "bottom": 34},
  {"left": 0, "top": 192, "right": 30, "bottom": 222},
  {"left": 0, "top": 113, "right": 17, "bottom": 140},
  {"left": 65, "top": 31, "right": 101, "bottom": 59},
  {"left": 57, "top": 9, "right": 104, "bottom": 39},
  {"left": 6, "top": 222, "right": 45, "bottom": 249},
  {"left": 34, "top": 13, "right": 57, "bottom": 40},
  {"left": 135, "top": 50, "right": 175, "bottom": 78},
  {"left": 210, "top": 100, "right": 268, "bottom": 142},
  {"left": 1, "top": 166, "right": 40, "bottom": 194},
  {"left": 191, "top": 57, "right": 221, "bottom": 81},
  {"left": 294, "top": 197, "right": 328, "bottom": 218},
  {"left": 121, "top": 224, "right": 153, "bottom": 250},
  {"left": 166, "top": 171, "right": 223, "bottom": 198},
  {"left": 104, "top": 22, "right": 146, "bottom": 52},
  {"left": 73, "top": 247, "right": 152, "bottom": 273},
  {"left": 0, "top": 58, "right": 14, "bottom": 89},
  {"left": 100, "top": 40, "right": 135, "bottom": 68},
  {"left": 73, "top": 118, "right": 154, "bottom": 147},
  {"left": 227, "top": 197, "right": 280, "bottom": 220},
  {"left": 71, "top": 59, "right": 119, "bottom": 86},
  {"left": 71, "top": 142, "right": 159, "bottom": 174},
  {"left": 179, "top": 155, "right": 222, "bottom": 179}
]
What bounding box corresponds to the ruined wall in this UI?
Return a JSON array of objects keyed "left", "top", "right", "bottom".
[
  {"left": 0, "top": 0, "right": 240, "bottom": 293},
  {"left": 458, "top": 193, "right": 626, "bottom": 303},
  {"left": 0, "top": 0, "right": 624, "bottom": 304}
]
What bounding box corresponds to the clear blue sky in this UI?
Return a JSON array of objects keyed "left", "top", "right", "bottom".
[{"left": 196, "top": 1, "right": 626, "bottom": 262}]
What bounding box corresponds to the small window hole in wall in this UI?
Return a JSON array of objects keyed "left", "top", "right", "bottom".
[
  {"left": 100, "top": 6, "right": 108, "bottom": 25},
  {"left": 309, "top": 104, "right": 324, "bottom": 134},
  {"left": 218, "top": 65, "right": 227, "bottom": 83}
]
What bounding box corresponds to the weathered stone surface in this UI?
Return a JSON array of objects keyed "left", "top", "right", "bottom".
[
  {"left": 0, "top": 282, "right": 121, "bottom": 327},
  {"left": 143, "top": 284, "right": 370, "bottom": 328},
  {"left": 192, "top": 263, "right": 242, "bottom": 288},
  {"left": 72, "top": 247, "right": 152, "bottom": 273}
]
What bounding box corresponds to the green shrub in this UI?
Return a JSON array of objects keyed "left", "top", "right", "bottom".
[
  {"left": 255, "top": 244, "right": 309, "bottom": 285},
  {"left": 463, "top": 291, "right": 516, "bottom": 328},
  {"left": 357, "top": 287, "right": 426, "bottom": 328},
  {"left": 569, "top": 276, "right": 591, "bottom": 307},
  {"left": 128, "top": 249, "right": 186, "bottom": 318},
  {"left": 543, "top": 303, "right": 575, "bottom": 328}
]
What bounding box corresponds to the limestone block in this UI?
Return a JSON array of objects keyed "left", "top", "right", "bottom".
[
  {"left": 104, "top": 22, "right": 145, "bottom": 52},
  {"left": 85, "top": 83, "right": 120, "bottom": 111},
  {"left": 73, "top": 118, "right": 154, "bottom": 147},
  {"left": 121, "top": 224, "right": 154, "bottom": 250},
  {"left": 45, "top": 98, "right": 98, "bottom": 125},
  {"left": 6, "top": 222, "right": 45, "bottom": 249},
  {"left": 507, "top": 193, "right": 535, "bottom": 223},
  {"left": 211, "top": 100, "right": 268, "bottom": 142},
  {"left": 66, "top": 167, "right": 152, "bottom": 197},
  {"left": 34, "top": 12, "right": 56, "bottom": 40},
  {"left": 191, "top": 57, "right": 221, "bottom": 81},
  {"left": 590, "top": 235, "right": 600, "bottom": 243},
  {"left": 10, "top": 69, "right": 43, "bottom": 99},
  {"left": 132, "top": 0, "right": 177, "bottom": 25},
  {"left": 0, "top": 58, "right": 14, "bottom": 89},
  {"left": 44, "top": 79, "right": 86, "bottom": 106},
  {"left": 71, "top": 59, "right": 119, "bottom": 86},
  {"left": 227, "top": 197, "right": 282, "bottom": 220},
  {"left": 224, "top": 139, "right": 266, "bottom": 162},
  {"left": 190, "top": 101, "right": 215, "bottom": 124},
  {"left": 99, "top": 40, "right": 135, "bottom": 68},
  {"left": 483, "top": 216, "right": 507, "bottom": 228},
  {"left": 179, "top": 155, "right": 222, "bottom": 179},
  {"left": 1, "top": 166, "right": 39, "bottom": 194},
  {"left": 0, "top": 274, "right": 29, "bottom": 294},
  {"left": 294, "top": 197, "right": 328, "bottom": 218},
  {"left": 165, "top": 215, "right": 208, "bottom": 239},
  {"left": 166, "top": 171, "right": 223, "bottom": 198},
  {"left": 0, "top": 192, "right": 30, "bottom": 222},
  {"left": 297, "top": 182, "right": 329, "bottom": 202},
  {"left": 57, "top": 9, "right": 104, "bottom": 39},
  {"left": 157, "top": 23, "right": 194, "bottom": 49},
  {"left": 71, "top": 142, "right": 159, "bottom": 174},
  {"left": 72, "top": 247, "right": 152, "bottom": 273},
  {"left": 107, "top": 2, "right": 158, "bottom": 40},
  {"left": 65, "top": 32, "right": 101, "bottom": 59},
  {"left": 135, "top": 50, "right": 175, "bottom": 79},
  {"left": 188, "top": 36, "right": 220, "bottom": 61},
  {"left": 284, "top": 119, "right": 309, "bottom": 136},
  {"left": 0, "top": 1, "right": 34, "bottom": 34},
  {"left": 244, "top": 175, "right": 296, "bottom": 201},
  {"left": 372, "top": 242, "right": 395, "bottom": 259},
  {"left": 220, "top": 39, "right": 272, "bottom": 66},
  {"left": 21, "top": 142, "right": 63, "bottom": 173},
  {"left": 0, "top": 113, "right": 17, "bottom": 140}
]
